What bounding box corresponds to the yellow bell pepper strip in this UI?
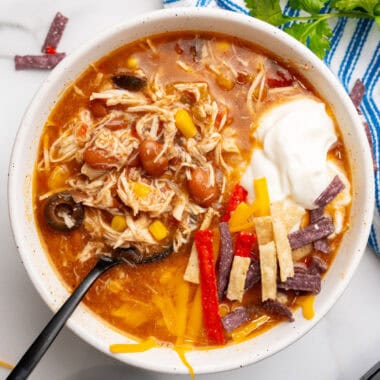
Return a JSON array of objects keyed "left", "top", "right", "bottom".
[
  {"left": 149, "top": 220, "right": 168, "bottom": 241},
  {"left": 175, "top": 109, "right": 198, "bottom": 138},
  {"left": 252, "top": 177, "right": 270, "bottom": 216},
  {"left": 194, "top": 230, "right": 225, "bottom": 345},
  {"left": 229, "top": 202, "right": 255, "bottom": 232},
  {"left": 221, "top": 184, "right": 248, "bottom": 222}
]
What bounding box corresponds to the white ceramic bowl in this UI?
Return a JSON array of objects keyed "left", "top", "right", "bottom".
[{"left": 8, "top": 7, "right": 374, "bottom": 375}]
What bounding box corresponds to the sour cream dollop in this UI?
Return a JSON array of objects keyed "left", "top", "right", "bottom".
[{"left": 242, "top": 97, "right": 337, "bottom": 209}]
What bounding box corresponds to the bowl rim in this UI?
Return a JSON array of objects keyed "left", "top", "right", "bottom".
[{"left": 8, "top": 6, "right": 375, "bottom": 375}]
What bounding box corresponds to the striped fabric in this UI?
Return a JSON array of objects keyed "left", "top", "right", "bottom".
[{"left": 164, "top": 0, "right": 380, "bottom": 255}]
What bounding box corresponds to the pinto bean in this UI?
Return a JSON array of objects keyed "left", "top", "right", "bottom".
[
  {"left": 139, "top": 140, "right": 168, "bottom": 177},
  {"left": 89, "top": 100, "right": 107, "bottom": 118},
  {"left": 187, "top": 167, "right": 219, "bottom": 207},
  {"left": 83, "top": 147, "right": 118, "bottom": 170}
]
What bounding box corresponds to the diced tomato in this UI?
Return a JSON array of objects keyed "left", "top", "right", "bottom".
[
  {"left": 266, "top": 60, "right": 294, "bottom": 88},
  {"left": 76, "top": 123, "right": 88, "bottom": 138},
  {"left": 222, "top": 184, "right": 248, "bottom": 222}
]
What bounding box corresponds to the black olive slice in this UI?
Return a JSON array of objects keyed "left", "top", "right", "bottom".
[
  {"left": 114, "top": 245, "right": 173, "bottom": 265},
  {"left": 112, "top": 74, "right": 147, "bottom": 91},
  {"left": 44, "top": 192, "right": 84, "bottom": 232}
]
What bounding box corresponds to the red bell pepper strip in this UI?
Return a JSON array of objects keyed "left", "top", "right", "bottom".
[
  {"left": 235, "top": 231, "right": 257, "bottom": 258},
  {"left": 194, "top": 230, "right": 225, "bottom": 345},
  {"left": 221, "top": 184, "right": 248, "bottom": 222}
]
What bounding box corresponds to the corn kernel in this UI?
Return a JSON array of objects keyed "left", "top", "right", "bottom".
[
  {"left": 149, "top": 220, "right": 168, "bottom": 241},
  {"left": 47, "top": 165, "right": 70, "bottom": 189},
  {"left": 126, "top": 56, "right": 139, "bottom": 70},
  {"left": 215, "top": 41, "right": 230, "bottom": 53},
  {"left": 216, "top": 74, "right": 235, "bottom": 91},
  {"left": 133, "top": 182, "right": 151, "bottom": 198},
  {"left": 111, "top": 215, "right": 127, "bottom": 232},
  {"left": 175, "top": 109, "right": 197, "bottom": 138}
]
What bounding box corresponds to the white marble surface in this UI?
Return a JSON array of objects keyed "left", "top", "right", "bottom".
[{"left": 0, "top": 1, "right": 379, "bottom": 379}]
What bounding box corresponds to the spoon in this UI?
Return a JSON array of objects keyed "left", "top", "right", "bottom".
[{"left": 7, "top": 246, "right": 172, "bottom": 380}]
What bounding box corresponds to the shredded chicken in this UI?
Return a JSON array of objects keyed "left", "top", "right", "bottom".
[
  {"left": 47, "top": 72, "right": 242, "bottom": 255},
  {"left": 117, "top": 170, "right": 175, "bottom": 217}
]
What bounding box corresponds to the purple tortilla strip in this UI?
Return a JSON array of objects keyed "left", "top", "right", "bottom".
[
  {"left": 349, "top": 79, "right": 377, "bottom": 172},
  {"left": 217, "top": 222, "right": 234, "bottom": 300},
  {"left": 221, "top": 307, "right": 250, "bottom": 333},
  {"left": 310, "top": 207, "right": 330, "bottom": 253},
  {"left": 294, "top": 262, "right": 308, "bottom": 273},
  {"left": 244, "top": 258, "right": 261, "bottom": 290},
  {"left": 349, "top": 79, "right": 365, "bottom": 109},
  {"left": 262, "top": 300, "right": 294, "bottom": 322},
  {"left": 278, "top": 272, "right": 321, "bottom": 294},
  {"left": 314, "top": 176, "right": 345, "bottom": 208},
  {"left": 310, "top": 207, "right": 324, "bottom": 224},
  {"left": 363, "top": 120, "right": 378, "bottom": 171},
  {"left": 314, "top": 238, "right": 330, "bottom": 253},
  {"left": 15, "top": 53, "right": 66, "bottom": 70},
  {"left": 288, "top": 217, "right": 335, "bottom": 250},
  {"left": 41, "top": 12, "right": 68, "bottom": 52},
  {"left": 308, "top": 256, "right": 328, "bottom": 275}
]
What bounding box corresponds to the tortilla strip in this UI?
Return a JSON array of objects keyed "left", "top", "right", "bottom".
[
  {"left": 183, "top": 208, "right": 218, "bottom": 283},
  {"left": 271, "top": 203, "right": 294, "bottom": 282},
  {"left": 259, "top": 241, "right": 277, "bottom": 301},
  {"left": 292, "top": 244, "right": 313, "bottom": 261},
  {"left": 270, "top": 199, "right": 305, "bottom": 232},
  {"left": 226, "top": 256, "right": 251, "bottom": 302},
  {"left": 254, "top": 216, "right": 273, "bottom": 245}
]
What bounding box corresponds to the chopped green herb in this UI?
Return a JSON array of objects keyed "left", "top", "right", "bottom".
[{"left": 245, "top": 0, "right": 379, "bottom": 59}]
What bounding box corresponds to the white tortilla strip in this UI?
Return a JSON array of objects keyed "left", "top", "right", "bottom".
[
  {"left": 259, "top": 241, "right": 277, "bottom": 301},
  {"left": 292, "top": 244, "right": 313, "bottom": 261},
  {"left": 254, "top": 216, "right": 274, "bottom": 245},
  {"left": 271, "top": 203, "right": 294, "bottom": 282},
  {"left": 226, "top": 256, "right": 251, "bottom": 302},
  {"left": 271, "top": 199, "right": 305, "bottom": 232},
  {"left": 183, "top": 208, "right": 218, "bottom": 284}
]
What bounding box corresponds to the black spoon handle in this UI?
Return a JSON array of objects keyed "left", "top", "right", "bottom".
[{"left": 7, "top": 256, "right": 118, "bottom": 380}]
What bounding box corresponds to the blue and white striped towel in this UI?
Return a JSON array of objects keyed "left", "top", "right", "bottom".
[{"left": 164, "top": 0, "right": 380, "bottom": 254}]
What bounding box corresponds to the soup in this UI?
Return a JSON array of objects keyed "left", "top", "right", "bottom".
[{"left": 33, "top": 32, "right": 351, "bottom": 348}]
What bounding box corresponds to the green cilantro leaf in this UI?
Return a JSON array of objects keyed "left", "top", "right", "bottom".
[
  {"left": 333, "top": 0, "right": 377, "bottom": 14},
  {"left": 244, "top": 0, "right": 378, "bottom": 59},
  {"left": 284, "top": 20, "right": 332, "bottom": 58},
  {"left": 289, "top": 0, "right": 327, "bottom": 14},
  {"left": 244, "top": 0, "right": 289, "bottom": 26}
]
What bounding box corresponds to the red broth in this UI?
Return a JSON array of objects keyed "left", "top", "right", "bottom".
[{"left": 33, "top": 32, "right": 351, "bottom": 347}]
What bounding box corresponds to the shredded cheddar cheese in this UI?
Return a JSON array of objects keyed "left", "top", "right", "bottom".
[{"left": 109, "top": 337, "right": 157, "bottom": 353}]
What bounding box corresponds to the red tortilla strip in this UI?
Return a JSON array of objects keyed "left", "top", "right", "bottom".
[
  {"left": 288, "top": 217, "right": 334, "bottom": 250},
  {"left": 15, "top": 53, "right": 66, "bottom": 70},
  {"left": 314, "top": 175, "right": 345, "bottom": 208},
  {"left": 41, "top": 12, "right": 69, "bottom": 52}
]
